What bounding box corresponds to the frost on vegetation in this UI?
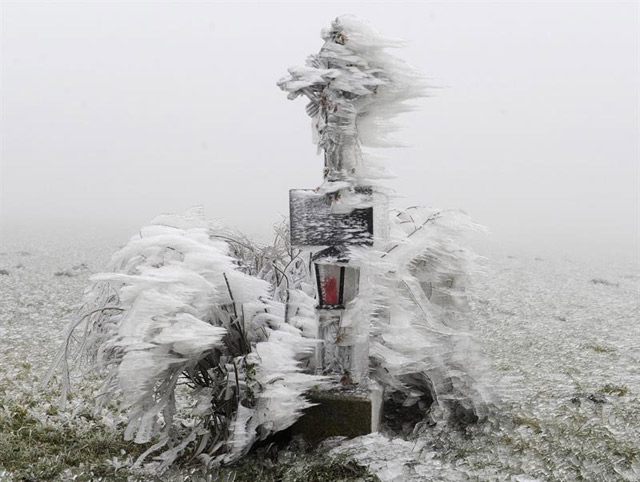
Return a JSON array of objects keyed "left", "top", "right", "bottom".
[
  {"left": 46, "top": 204, "right": 495, "bottom": 472},
  {"left": 45, "top": 208, "right": 327, "bottom": 469},
  {"left": 345, "top": 206, "right": 494, "bottom": 428},
  {"left": 41, "top": 208, "right": 495, "bottom": 471}
]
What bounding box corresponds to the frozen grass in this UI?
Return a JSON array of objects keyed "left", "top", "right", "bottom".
[
  {"left": 0, "top": 239, "right": 377, "bottom": 481},
  {"left": 0, "top": 241, "right": 147, "bottom": 481},
  {"left": 1, "top": 238, "right": 638, "bottom": 481},
  {"left": 0, "top": 392, "right": 148, "bottom": 481}
]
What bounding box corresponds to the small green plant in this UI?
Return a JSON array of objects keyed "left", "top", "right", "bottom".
[
  {"left": 45, "top": 405, "right": 58, "bottom": 416},
  {"left": 584, "top": 344, "right": 616, "bottom": 354},
  {"left": 600, "top": 383, "right": 628, "bottom": 397},
  {"left": 0, "top": 397, "right": 149, "bottom": 481}
]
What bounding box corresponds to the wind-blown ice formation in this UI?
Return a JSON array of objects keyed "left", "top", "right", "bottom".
[
  {"left": 278, "top": 15, "right": 426, "bottom": 183},
  {"left": 46, "top": 209, "right": 326, "bottom": 467},
  {"left": 354, "top": 207, "right": 493, "bottom": 425}
]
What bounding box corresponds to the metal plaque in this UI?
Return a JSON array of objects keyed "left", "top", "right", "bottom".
[{"left": 289, "top": 189, "right": 373, "bottom": 246}]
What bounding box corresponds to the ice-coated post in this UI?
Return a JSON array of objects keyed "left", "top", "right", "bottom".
[{"left": 282, "top": 15, "right": 420, "bottom": 439}]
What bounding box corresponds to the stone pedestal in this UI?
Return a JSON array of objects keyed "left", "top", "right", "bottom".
[{"left": 290, "top": 382, "right": 383, "bottom": 444}]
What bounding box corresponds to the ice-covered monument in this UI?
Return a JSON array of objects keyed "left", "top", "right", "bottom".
[
  {"left": 279, "top": 15, "right": 491, "bottom": 438},
  {"left": 279, "top": 15, "right": 422, "bottom": 437},
  {"left": 47, "top": 15, "right": 491, "bottom": 472}
]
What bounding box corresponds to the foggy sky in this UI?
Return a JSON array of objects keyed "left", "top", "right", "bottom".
[{"left": 1, "top": 1, "right": 638, "bottom": 263}]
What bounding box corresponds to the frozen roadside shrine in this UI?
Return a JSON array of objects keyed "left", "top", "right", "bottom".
[
  {"left": 47, "top": 15, "right": 493, "bottom": 471},
  {"left": 280, "top": 15, "right": 491, "bottom": 439}
]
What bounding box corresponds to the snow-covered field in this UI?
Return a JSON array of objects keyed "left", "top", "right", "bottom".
[{"left": 1, "top": 236, "right": 638, "bottom": 480}]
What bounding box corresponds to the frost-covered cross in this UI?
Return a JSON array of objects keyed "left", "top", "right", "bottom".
[{"left": 278, "top": 16, "right": 424, "bottom": 183}]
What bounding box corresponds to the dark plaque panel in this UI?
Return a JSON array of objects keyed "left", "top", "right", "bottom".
[{"left": 289, "top": 189, "right": 373, "bottom": 246}]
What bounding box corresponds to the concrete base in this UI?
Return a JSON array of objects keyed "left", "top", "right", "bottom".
[{"left": 290, "top": 381, "right": 383, "bottom": 444}]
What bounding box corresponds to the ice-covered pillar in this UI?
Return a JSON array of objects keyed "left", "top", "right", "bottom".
[
  {"left": 280, "top": 15, "right": 424, "bottom": 438},
  {"left": 288, "top": 188, "right": 382, "bottom": 384},
  {"left": 287, "top": 186, "right": 384, "bottom": 436}
]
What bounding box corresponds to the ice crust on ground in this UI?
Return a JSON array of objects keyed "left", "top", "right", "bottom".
[{"left": 2, "top": 237, "right": 638, "bottom": 480}]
